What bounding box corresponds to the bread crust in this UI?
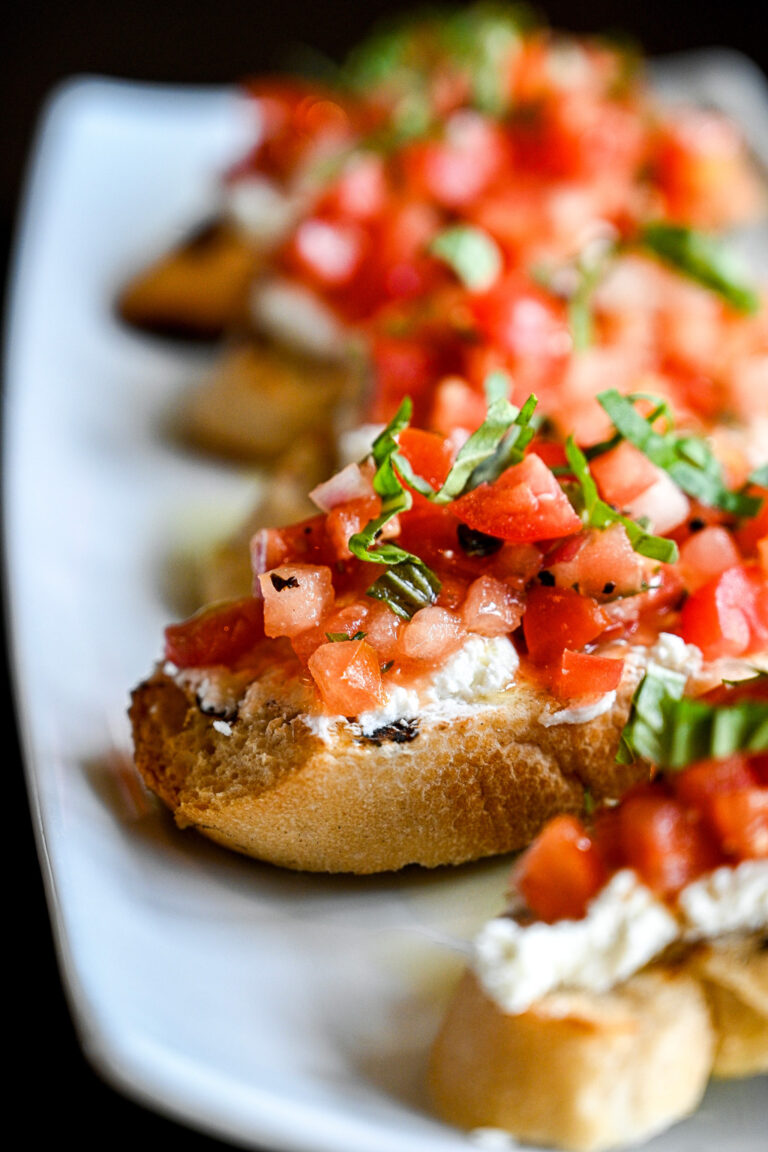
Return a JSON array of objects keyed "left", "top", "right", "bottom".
[
  {"left": 172, "top": 339, "right": 359, "bottom": 463},
  {"left": 117, "top": 219, "right": 260, "bottom": 339},
  {"left": 129, "top": 665, "right": 645, "bottom": 873},
  {"left": 686, "top": 933, "right": 768, "bottom": 1078},
  {"left": 428, "top": 966, "right": 714, "bottom": 1152}
]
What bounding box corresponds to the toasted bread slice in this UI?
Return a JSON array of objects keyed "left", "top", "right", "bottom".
[
  {"left": 117, "top": 219, "right": 260, "bottom": 339},
  {"left": 171, "top": 338, "right": 360, "bottom": 463},
  {"left": 687, "top": 933, "right": 768, "bottom": 1078},
  {"left": 128, "top": 663, "right": 645, "bottom": 874},
  {"left": 428, "top": 966, "right": 714, "bottom": 1152}
]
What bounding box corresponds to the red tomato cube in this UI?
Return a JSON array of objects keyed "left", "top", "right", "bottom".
[
  {"left": 461, "top": 575, "right": 525, "bottom": 637},
  {"left": 707, "top": 788, "right": 768, "bottom": 860},
  {"left": 164, "top": 597, "right": 264, "bottom": 669},
  {"left": 523, "top": 584, "right": 609, "bottom": 665},
  {"left": 308, "top": 638, "right": 384, "bottom": 715},
  {"left": 513, "top": 815, "right": 608, "bottom": 923},
  {"left": 396, "top": 605, "right": 466, "bottom": 664},
  {"left": 553, "top": 649, "right": 624, "bottom": 699},
  {"left": 258, "top": 564, "right": 334, "bottom": 638},
  {"left": 589, "top": 441, "right": 659, "bottom": 508},
  {"left": 618, "top": 789, "right": 722, "bottom": 897},
  {"left": 452, "top": 453, "right": 582, "bottom": 544}
]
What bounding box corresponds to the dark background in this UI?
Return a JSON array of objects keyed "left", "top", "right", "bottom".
[{"left": 4, "top": 3, "right": 766, "bottom": 1149}]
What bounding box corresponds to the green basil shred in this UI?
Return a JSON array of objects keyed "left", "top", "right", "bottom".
[
  {"left": 618, "top": 665, "right": 768, "bottom": 768},
  {"left": 596, "top": 390, "right": 762, "bottom": 518},
  {"left": 429, "top": 224, "right": 503, "bottom": 292},
  {"left": 564, "top": 437, "right": 679, "bottom": 562},
  {"left": 638, "top": 222, "right": 760, "bottom": 314}
]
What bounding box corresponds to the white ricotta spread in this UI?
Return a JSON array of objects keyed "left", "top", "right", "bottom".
[
  {"left": 223, "top": 175, "right": 299, "bottom": 245},
  {"left": 474, "top": 870, "right": 679, "bottom": 1014},
  {"left": 250, "top": 276, "right": 350, "bottom": 359},
  {"left": 539, "top": 691, "right": 617, "bottom": 727},
  {"left": 304, "top": 634, "right": 519, "bottom": 741},
  {"left": 473, "top": 860, "right": 768, "bottom": 1015},
  {"left": 679, "top": 860, "right": 768, "bottom": 938}
]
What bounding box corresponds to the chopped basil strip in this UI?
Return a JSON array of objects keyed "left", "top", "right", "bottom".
[
  {"left": 325, "top": 631, "right": 367, "bottom": 642},
  {"left": 639, "top": 222, "right": 760, "bottom": 314},
  {"left": 597, "top": 389, "right": 762, "bottom": 517},
  {"left": 618, "top": 665, "right": 768, "bottom": 768},
  {"left": 437, "top": 390, "right": 538, "bottom": 500},
  {"left": 430, "top": 224, "right": 503, "bottom": 292},
  {"left": 565, "top": 437, "right": 679, "bottom": 562},
  {"left": 749, "top": 463, "right": 768, "bottom": 487},
  {"left": 347, "top": 397, "right": 442, "bottom": 615},
  {"left": 366, "top": 558, "right": 442, "bottom": 619}
]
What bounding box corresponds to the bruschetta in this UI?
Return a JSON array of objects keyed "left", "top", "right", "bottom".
[
  {"left": 116, "top": 5, "right": 766, "bottom": 473},
  {"left": 428, "top": 672, "right": 768, "bottom": 1151},
  {"left": 129, "top": 380, "right": 768, "bottom": 873}
]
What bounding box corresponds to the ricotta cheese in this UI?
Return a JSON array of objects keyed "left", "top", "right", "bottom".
[
  {"left": 473, "top": 870, "right": 679, "bottom": 1014},
  {"left": 223, "top": 174, "right": 298, "bottom": 245},
  {"left": 250, "top": 277, "right": 351, "bottom": 359},
  {"left": 539, "top": 691, "right": 617, "bottom": 727},
  {"left": 305, "top": 634, "right": 520, "bottom": 740},
  {"left": 473, "top": 860, "right": 768, "bottom": 1015}
]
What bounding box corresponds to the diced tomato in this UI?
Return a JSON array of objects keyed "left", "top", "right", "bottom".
[
  {"left": 367, "top": 333, "right": 443, "bottom": 424},
  {"left": 680, "top": 564, "right": 768, "bottom": 660},
  {"left": 547, "top": 524, "right": 648, "bottom": 599},
  {"left": 258, "top": 564, "right": 335, "bottom": 638},
  {"left": 672, "top": 755, "right": 759, "bottom": 812},
  {"left": 235, "top": 81, "right": 353, "bottom": 183},
  {"left": 523, "top": 583, "right": 609, "bottom": 665},
  {"left": 396, "top": 605, "right": 466, "bottom": 664},
  {"left": 513, "top": 815, "right": 608, "bottom": 923},
  {"left": 589, "top": 441, "right": 659, "bottom": 508},
  {"left": 706, "top": 788, "right": 768, "bottom": 860},
  {"left": 429, "top": 376, "right": 488, "bottom": 435},
  {"left": 360, "top": 600, "right": 403, "bottom": 660},
  {"left": 318, "top": 152, "right": 389, "bottom": 220},
  {"left": 650, "top": 108, "right": 760, "bottom": 228},
  {"left": 250, "top": 515, "right": 335, "bottom": 575},
  {"left": 399, "top": 111, "right": 510, "bottom": 209},
  {"left": 396, "top": 427, "right": 455, "bottom": 494},
  {"left": 452, "top": 453, "right": 582, "bottom": 544},
  {"left": 618, "top": 787, "right": 722, "bottom": 897},
  {"left": 307, "top": 638, "right": 384, "bottom": 715},
  {"left": 467, "top": 275, "right": 570, "bottom": 364},
  {"left": 325, "top": 496, "right": 381, "bottom": 560},
  {"left": 677, "top": 525, "right": 742, "bottom": 594},
  {"left": 284, "top": 215, "right": 368, "bottom": 288},
  {"left": 164, "top": 597, "right": 264, "bottom": 669},
  {"left": 461, "top": 575, "right": 525, "bottom": 637},
  {"left": 553, "top": 649, "right": 624, "bottom": 699}
]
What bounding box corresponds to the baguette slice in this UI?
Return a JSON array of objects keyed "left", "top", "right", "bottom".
[
  {"left": 428, "top": 965, "right": 715, "bottom": 1152},
  {"left": 687, "top": 933, "right": 768, "bottom": 1078},
  {"left": 129, "top": 666, "right": 644, "bottom": 874},
  {"left": 171, "top": 338, "right": 360, "bottom": 463},
  {"left": 117, "top": 219, "right": 260, "bottom": 340}
]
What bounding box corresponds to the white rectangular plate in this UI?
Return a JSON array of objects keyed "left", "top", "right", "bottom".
[{"left": 4, "top": 55, "right": 768, "bottom": 1152}]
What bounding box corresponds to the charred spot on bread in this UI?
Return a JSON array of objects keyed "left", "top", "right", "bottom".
[{"left": 358, "top": 718, "right": 420, "bottom": 746}]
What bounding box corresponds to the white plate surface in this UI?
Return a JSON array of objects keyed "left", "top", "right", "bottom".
[{"left": 4, "top": 56, "right": 768, "bottom": 1152}]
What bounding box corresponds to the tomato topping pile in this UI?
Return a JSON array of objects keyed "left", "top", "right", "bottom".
[
  {"left": 514, "top": 751, "right": 768, "bottom": 923},
  {"left": 221, "top": 7, "right": 765, "bottom": 443},
  {"left": 161, "top": 7, "right": 768, "bottom": 727}
]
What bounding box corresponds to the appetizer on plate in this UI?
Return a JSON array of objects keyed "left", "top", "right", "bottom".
[
  {"left": 428, "top": 672, "right": 768, "bottom": 1151},
  {"left": 116, "top": 4, "right": 766, "bottom": 476},
  {"left": 129, "top": 380, "right": 768, "bottom": 873}
]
